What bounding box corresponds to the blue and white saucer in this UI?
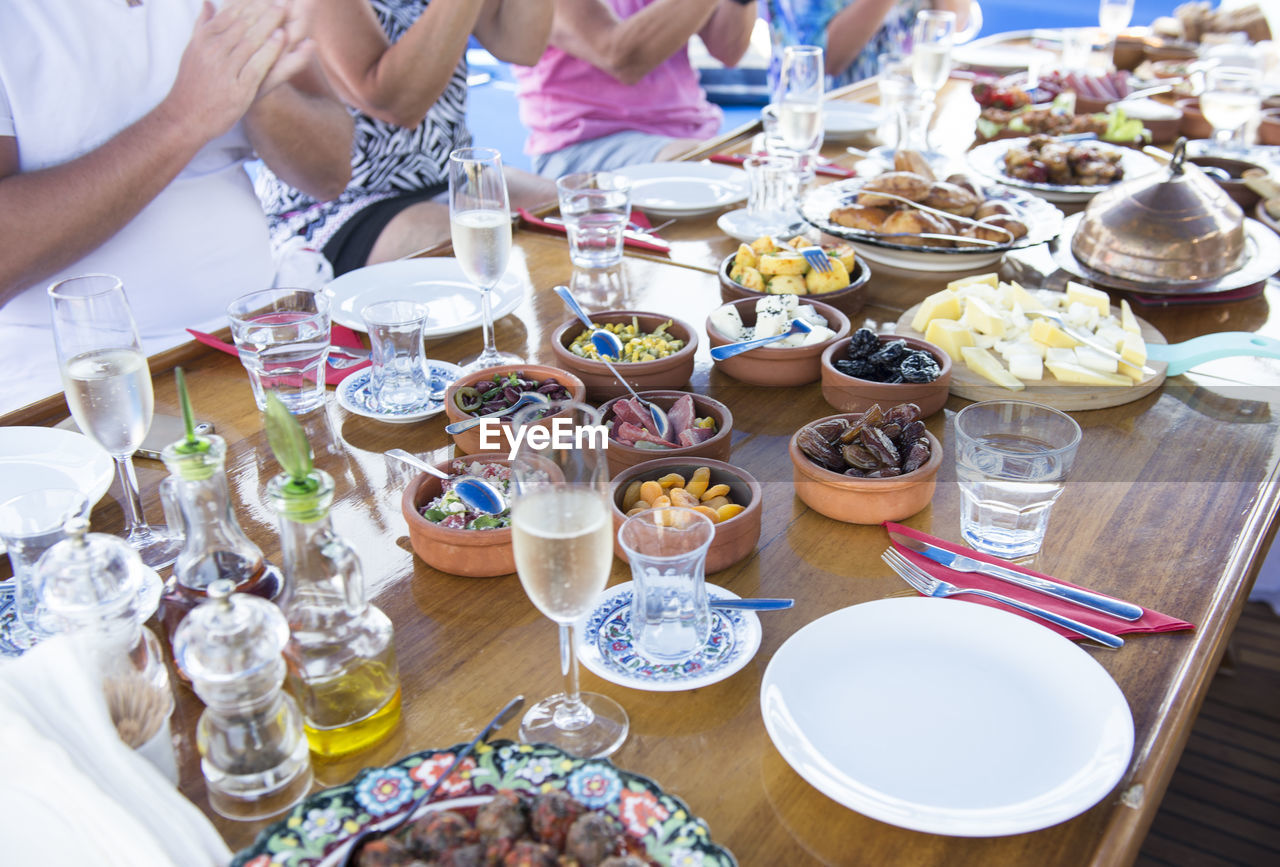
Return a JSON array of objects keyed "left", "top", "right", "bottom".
[
  {"left": 336, "top": 361, "right": 462, "bottom": 424},
  {"left": 576, "top": 581, "right": 762, "bottom": 692},
  {"left": 0, "top": 581, "right": 37, "bottom": 658}
]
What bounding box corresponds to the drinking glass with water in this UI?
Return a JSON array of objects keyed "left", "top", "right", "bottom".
[
  {"left": 556, "top": 171, "right": 632, "bottom": 269},
  {"left": 954, "top": 400, "right": 1082, "bottom": 559}
]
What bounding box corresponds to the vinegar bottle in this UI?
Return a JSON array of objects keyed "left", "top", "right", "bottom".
[{"left": 267, "top": 467, "right": 401, "bottom": 758}]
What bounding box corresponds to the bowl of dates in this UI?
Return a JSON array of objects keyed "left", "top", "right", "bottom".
[
  {"left": 820, "top": 329, "right": 951, "bottom": 417},
  {"left": 789, "top": 403, "right": 942, "bottom": 525},
  {"left": 550, "top": 310, "right": 698, "bottom": 401},
  {"left": 444, "top": 364, "right": 586, "bottom": 456}
]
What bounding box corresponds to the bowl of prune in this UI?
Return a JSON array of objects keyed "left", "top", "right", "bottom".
[
  {"left": 820, "top": 329, "right": 951, "bottom": 418},
  {"left": 789, "top": 402, "right": 942, "bottom": 525}
]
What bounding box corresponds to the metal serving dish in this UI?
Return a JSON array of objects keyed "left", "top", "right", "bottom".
[{"left": 1069, "top": 140, "right": 1246, "bottom": 286}]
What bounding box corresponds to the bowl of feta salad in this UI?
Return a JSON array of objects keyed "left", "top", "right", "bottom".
[{"left": 401, "top": 455, "right": 516, "bottom": 577}]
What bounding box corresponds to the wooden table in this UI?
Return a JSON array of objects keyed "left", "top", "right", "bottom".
[{"left": 6, "top": 71, "right": 1279, "bottom": 867}]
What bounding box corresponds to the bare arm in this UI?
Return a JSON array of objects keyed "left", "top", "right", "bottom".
[
  {"left": 0, "top": 0, "right": 290, "bottom": 303},
  {"left": 473, "top": 0, "right": 554, "bottom": 66},
  {"left": 934, "top": 0, "right": 969, "bottom": 32},
  {"left": 698, "top": 1, "right": 758, "bottom": 68},
  {"left": 824, "top": 0, "right": 899, "bottom": 77},
  {"left": 310, "top": 0, "right": 485, "bottom": 129},
  {"left": 547, "top": 0, "right": 723, "bottom": 86},
  {"left": 245, "top": 60, "right": 353, "bottom": 202}
]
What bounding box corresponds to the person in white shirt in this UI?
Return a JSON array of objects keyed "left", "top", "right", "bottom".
[{"left": 0, "top": 0, "right": 353, "bottom": 414}]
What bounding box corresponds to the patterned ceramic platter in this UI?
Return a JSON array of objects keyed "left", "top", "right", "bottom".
[
  {"left": 577, "top": 582, "right": 763, "bottom": 692},
  {"left": 335, "top": 361, "right": 462, "bottom": 423},
  {"left": 231, "top": 739, "right": 736, "bottom": 866},
  {"left": 0, "top": 583, "right": 36, "bottom": 657}
]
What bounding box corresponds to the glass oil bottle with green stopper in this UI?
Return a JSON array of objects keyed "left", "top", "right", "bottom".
[
  {"left": 158, "top": 368, "right": 282, "bottom": 641},
  {"left": 263, "top": 393, "right": 401, "bottom": 758},
  {"left": 173, "top": 578, "right": 312, "bottom": 819}
]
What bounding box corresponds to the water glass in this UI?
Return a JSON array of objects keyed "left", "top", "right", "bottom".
[
  {"left": 876, "top": 52, "right": 917, "bottom": 149},
  {"left": 227, "top": 288, "right": 331, "bottom": 414},
  {"left": 556, "top": 172, "right": 632, "bottom": 269},
  {"left": 0, "top": 488, "right": 89, "bottom": 636},
  {"left": 361, "top": 299, "right": 438, "bottom": 412},
  {"left": 617, "top": 507, "right": 715, "bottom": 664},
  {"left": 1202, "top": 66, "right": 1263, "bottom": 152},
  {"left": 1059, "top": 29, "right": 1095, "bottom": 72},
  {"left": 954, "top": 400, "right": 1083, "bottom": 559}
]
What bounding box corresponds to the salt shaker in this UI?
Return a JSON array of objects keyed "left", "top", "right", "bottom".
[{"left": 173, "top": 579, "right": 312, "bottom": 820}]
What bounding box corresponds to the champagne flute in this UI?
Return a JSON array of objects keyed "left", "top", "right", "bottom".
[
  {"left": 509, "top": 400, "right": 628, "bottom": 758},
  {"left": 1098, "top": 0, "right": 1134, "bottom": 69},
  {"left": 1202, "top": 66, "right": 1262, "bottom": 153},
  {"left": 48, "top": 274, "right": 181, "bottom": 568},
  {"left": 775, "top": 45, "right": 825, "bottom": 187},
  {"left": 449, "top": 147, "right": 518, "bottom": 371},
  {"left": 910, "top": 9, "right": 956, "bottom": 154}
]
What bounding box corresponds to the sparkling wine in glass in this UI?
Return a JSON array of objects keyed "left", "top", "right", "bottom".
[
  {"left": 909, "top": 9, "right": 955, "bottom": 154},
  {"left": 1098, "top": 0, "right": 1134, "bottom": 40},
  {"left": 1202, "top": 66, "right": 1262, "bottom": 152},
  {"left": 509, "top": 400, "right": 627, "bottom": 758},
  {"left": 775, "top": 45, "right": 825, "bottom": 186},
  {"left": 449, "top": 147, "right": 518, "bottom": 371},
  {"left": 48, "top": 274, "right": 181, "bottom": 568}
]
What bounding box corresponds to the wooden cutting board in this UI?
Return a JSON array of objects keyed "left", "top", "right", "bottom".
[{"left": 896, "top": 303, "right": 1169, "bottom": 411}]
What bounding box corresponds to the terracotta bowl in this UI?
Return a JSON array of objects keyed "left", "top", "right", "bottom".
[
  {"left": 1188, "top": 156, "right": 1265, "bottom": 210},
  {"left": 1259, "top": 109, "right": 1280, "bottom": 146},
  {"left": 705, "top": 297, "right": 851, "bottom": 387},
  {"left": 400, "top": 455, "right": 514, "bottom": 578},
  {"left": 443, "top": 364, "right": 586, "bottom": 456},
  {"left": 1073, "top": 94, "right": 1113, "bottom": 116},
  {"left": 549, "top": 310, "right": 698, "bottom": 402},
  {"left": 1176, "top": 99, "right": 1213, "bottom": 140},
  {"left": 1111, "top": 98, "right": 1183, "bottom": 145},
  {"left": 1112, "top": 36, "right": 1146, "bottom": 71},
  {"left": 820, "top": 335, "right": 952, "bottom": 418},
  {"left": 598, "top": 390, "right": 733, "bottom": 476},
  {"left": 718, "top": 252, "right": 871, "bottom": 318},
  {"left": 610, "top": 457, "right": 762, "bottom": 574},
  {"left": 789, "top": 423, "right": 942, "bottom": 525}
]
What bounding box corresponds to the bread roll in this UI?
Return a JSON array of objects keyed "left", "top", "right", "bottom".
[{"left": 829, "top": 204, "right": 889, "bottom": 232}]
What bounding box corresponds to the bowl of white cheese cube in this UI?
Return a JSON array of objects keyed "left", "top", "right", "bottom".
[{"left": 706, "top": 296, "right": 850, "bottom": 386}]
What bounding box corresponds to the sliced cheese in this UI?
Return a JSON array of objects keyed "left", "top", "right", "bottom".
[
  {"left": 1008, "top": 352, "right": 1044, "bottom": 382},
  {"left": 910, "top": 290, "right": 962, "bottom": 332},
  {"left": 1045, "top": 361, "right": 1131, "bottom": 386},
  {"left": 961, "top": 346, "right": 1026, "bottom": 391},
  {"left": 1120, "top": 298, "right": 1142, "bottom": 335},
  {"left": 1030, "top": 318, "right": 1080, "bottom": 349},
  {"left": 1006, "top": 280, "right": 1046, "bottom": 311},
  {"left": 1045, "top": 347, "right": 1076, "bottom": 365},
  {"left": 1120, "top": 331, "right": 1147, "bottom": 367},
  {"left": 1066, "top": 281, "right": 1112, "bottom": 317},
  {"left": 924, "top": 319, "right": 975, "bottom": 361},
  {"left": 962, "top": 296, "right": 1007, "bottom": 337},
  {"left": 947, "top": 272, "right": 999, "bottom": 292},
  {"left": 1074, "top": 345, "right": 1119, "bottom": 374}
]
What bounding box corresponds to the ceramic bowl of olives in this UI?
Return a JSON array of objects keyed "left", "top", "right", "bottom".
[
  {"left": 789, "top": 403, "right": 942, "bottom": 525},
  {"left": 444, "top": 364, "right": 587, "bottom": 456},
  {"left": 820, "top": 330, "right": 951, "bottom": 417}
]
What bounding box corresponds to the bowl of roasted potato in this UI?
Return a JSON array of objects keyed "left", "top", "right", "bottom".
[{"left": 718, "top": 234, "right": 870, "bottom": 317}]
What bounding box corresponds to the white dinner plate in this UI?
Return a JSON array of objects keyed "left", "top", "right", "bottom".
[
  {"left": 760, "top": 597, "right": 1134, "bottom": 836},
  {"left": 614, "top": 162, "right": 750, "bottom": 218},
  {"left": 822, "top": 102, "right": 884, "bottom": 140},
  {"left": 952, "top": 44, "right": 1058, "bottom": 73},
  {"left": 0, "top": 427, "right": 114, "bottom": 515},
  {"left": 324, "top": 258, "right": 525, "bottom": 335}
]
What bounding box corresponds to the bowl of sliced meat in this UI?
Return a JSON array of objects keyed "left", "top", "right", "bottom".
[{"left": 597, "top": 390, "right": 733, "bottom": 475}]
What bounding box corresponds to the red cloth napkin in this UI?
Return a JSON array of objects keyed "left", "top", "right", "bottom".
[
  {"left": 186, "top": 325, "right": 371, "bottom": 385},
  {"left": 883, "top": 521, "right": 1195, "bottom": 640},
  {"left": 516, "top": 207, "right": 671, "bottom": 255},
  {"left": 708, "top": 152, "right": 857, "bottom": 179}
]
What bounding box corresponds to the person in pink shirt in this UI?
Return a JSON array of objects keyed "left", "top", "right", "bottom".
[{"left": 514, "top": 0, "right": 758, "bottom": 177}]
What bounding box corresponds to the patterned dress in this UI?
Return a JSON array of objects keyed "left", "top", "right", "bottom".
[
  {"left": 256, "top": 0, "right": 471, "bottom": 250},
  {"left": 764, "top": 0, "right": 926, "bottom": 92}
]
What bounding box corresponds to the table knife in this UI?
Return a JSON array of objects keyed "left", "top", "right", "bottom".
[{"left": 888, "top": 532, "right": 1144, "bottom": 621}]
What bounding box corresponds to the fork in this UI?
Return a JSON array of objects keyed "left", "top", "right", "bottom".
[
  {"left": 881, "top": 548, "right": 1124, "bottom": 648},
  {"left": 772, "top": 236, "right": 832, "bottom": 273}
]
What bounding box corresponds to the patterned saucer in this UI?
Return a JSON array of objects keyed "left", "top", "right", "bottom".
[
  {"left": 336, "top": 361, "right": 462, "bottom": 424},
  {"left": 577, "top": 581, "right": 762, "bottom": 692},
  {"left": 0, "top": 581, "right": 37, "bottom": 658}
]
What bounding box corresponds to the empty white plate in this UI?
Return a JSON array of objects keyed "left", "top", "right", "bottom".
[
  {"left": 324, "top": 258, "right": 525, "bottom": 335},
  {"left": 760, "top": 597, "right": 1133, "bottom": 836},
  {"left": 823, "top": 102, "right": 884, "bottom": 140},
  {"left": 614, "top": 162, "right": 750, "bottom": 218}
]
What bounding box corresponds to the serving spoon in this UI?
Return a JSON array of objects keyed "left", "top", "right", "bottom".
[
  {"left": 553, "top": 285, "right": 671, "bottom": 440},
  {"left": 710, "top": 319, "right": 813, "bottom": 361},
  {"left": 444, "top": 391, "right": 550, "bottom": 435},
  {"left": 385, "top": 448, "right": 507, "bottom": 515}
]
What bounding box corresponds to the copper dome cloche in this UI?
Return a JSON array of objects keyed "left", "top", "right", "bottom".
[{"left": 1069, "top": 139, "right": 1246, "bottom": 285}]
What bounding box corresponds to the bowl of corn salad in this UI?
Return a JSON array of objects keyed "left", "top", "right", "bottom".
[{"left": 550, "top": 310, "right": 698, "bottom": 401}]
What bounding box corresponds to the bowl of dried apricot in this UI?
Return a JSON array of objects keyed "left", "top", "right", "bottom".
[{"left": 610, "top": 457, "right": 761, "bottom": 574}]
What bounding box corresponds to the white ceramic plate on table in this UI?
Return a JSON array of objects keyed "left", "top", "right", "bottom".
[
  {"left": 0, "top": 427, "right": 114, "bottom": 556},
  {"left": 952, "top": 44, "right": 1058, "bottom": 73},
  {"left": 613, "top": 162, "right": 750, "bottom": 218},
  {"left": 760, "top": 596, "right": 1134, "bottom": 836},
  {"left": 822, "top": 102, "right": 884, "bottom": 141},
  {"left": 324, "top": 258, "right": 525, "bottom": 335}
]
